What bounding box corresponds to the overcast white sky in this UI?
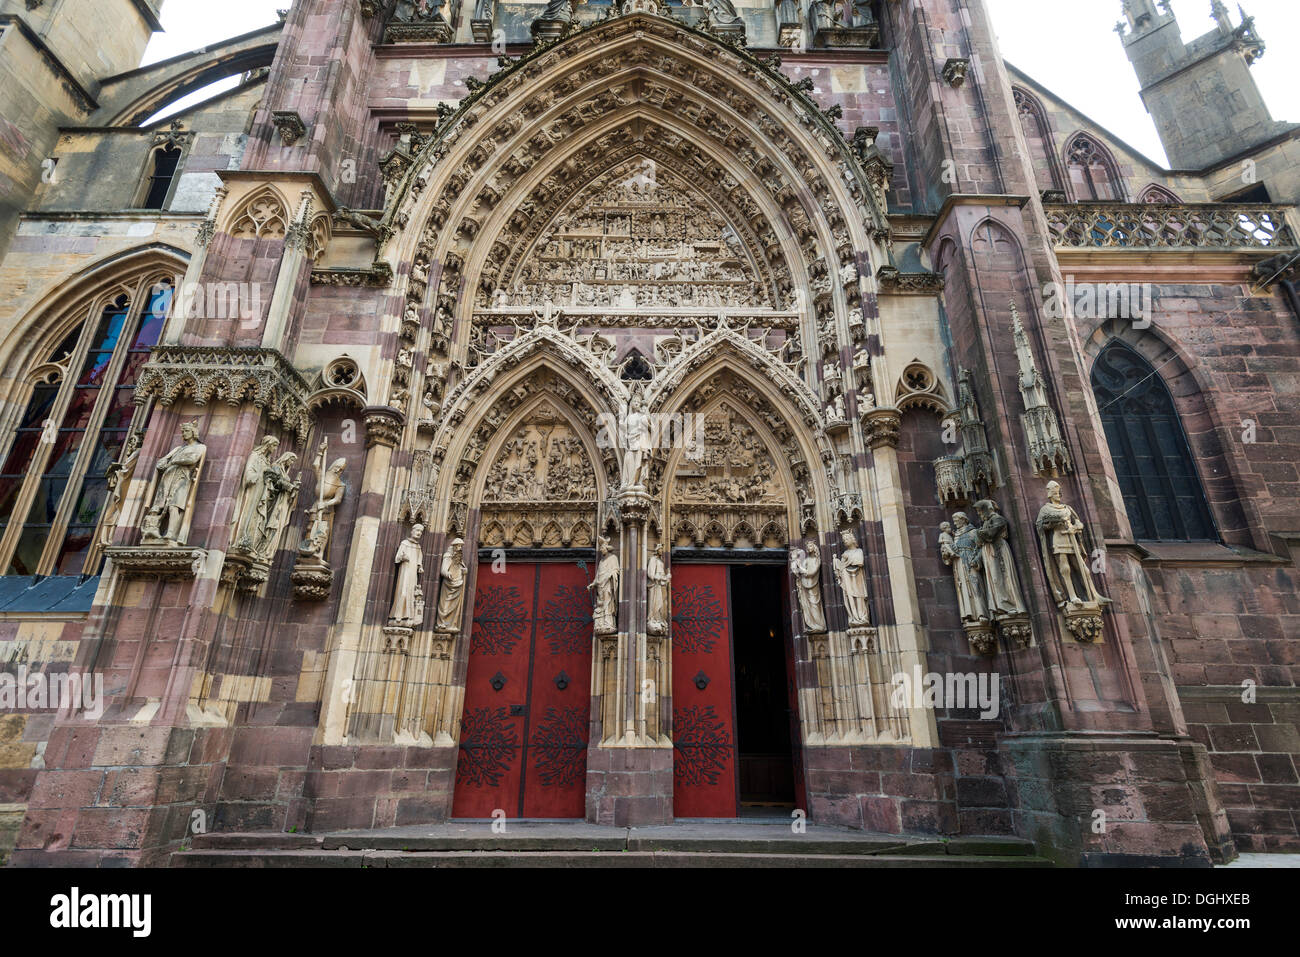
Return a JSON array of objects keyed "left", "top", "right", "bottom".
[{"left": 142, "top": 0, "right": 1297, "bottom": 167}]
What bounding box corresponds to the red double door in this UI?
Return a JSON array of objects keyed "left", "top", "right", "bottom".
[{"left": 453, "top": 561, "right": 594, "bottom": 819}]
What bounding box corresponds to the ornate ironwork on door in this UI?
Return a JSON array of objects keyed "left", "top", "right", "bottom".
[
  {"left": 671, "top": 564, "right": 738, "bottom": 817},
  {"left": 454, "top": 562, "right": 594, "bottom": 818}
]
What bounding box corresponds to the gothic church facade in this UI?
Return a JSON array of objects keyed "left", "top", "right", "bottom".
[{"left": 0, "top": 0, "right": 1297, "bottom": 866}]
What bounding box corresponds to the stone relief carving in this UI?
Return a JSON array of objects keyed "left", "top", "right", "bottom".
[
  {"left": 790, "top": 540, "right": 828, "bottom": 634},
  {"left": 478, "top": 402, "right": 598, "bottom": 548},
  {"left": 588, "top": 535, "right": 620, "bottom": 635},
  {"left": 140, "top": 422, "right": 207, "bottom": 547},
  {"left": 485, "top": 158, "right": 772, "bottom": 311},
  {"left": 668, "top": 402, "right": 788, "bottom": 548}
]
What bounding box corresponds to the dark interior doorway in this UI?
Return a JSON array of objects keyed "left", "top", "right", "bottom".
[{"left": 729, "top": 564, "right": 796, "bottom": 810}]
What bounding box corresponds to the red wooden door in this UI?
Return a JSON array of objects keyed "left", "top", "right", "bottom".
[
  {"left": 671, "top": 564, "right": 738, "bottom": 817},
  {"left": 453, "top": 561, "right": 593, "bottom": 819}
]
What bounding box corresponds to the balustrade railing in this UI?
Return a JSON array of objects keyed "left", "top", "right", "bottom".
[{"left": 1043, "top": 203, "right": 1295, "bottom": 250}]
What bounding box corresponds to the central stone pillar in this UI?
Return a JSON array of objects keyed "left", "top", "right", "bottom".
[{"left": 584, "top": 487, "right": 673, "bottom": 825}]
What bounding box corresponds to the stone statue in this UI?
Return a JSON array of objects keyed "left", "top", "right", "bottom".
[
  {"left": 100, "top": 431, "right": 142, "bottom": 548},
  {"left": 231, "top": 435, "right": 280, "bottom": 552},
  {"left": 646, "top": 543, "right": 670, "bottom": 636},
  {"left": 973, "top": 499, "right": 1028, "bottom": 617},
  {"left": 620, "top": 391, "right": 652, "bottom": 489},
  {"left": 850, "top": 0, "right": 874, "bottom": 27},
  {"left": 539, "top": 0, "right": 578, "bottom": 22},
  {"left": 832, "top": 530, "right": 871, "bottom": 627},
  {"left": 789, "top": 541, "right": 827, "bottom": 634},
  {"left": 434, "top": 538, "right": 468, "bottom": 634},
  {"left": 254, "top": 452, "right": 300, "bottom": 562},
  {"left": 141, "top": 422, "right": 207, "bottom": 546},
  {"left": 299, "top": 443, "right": 347, "bottom": 562},
  {"left": 941, "top": 514, "right": 988, "bottom": 625},
  {"left": 473, "top": 0, "right": 494, "bottom": 20},
  {"left": 776, "top": 0, "right": 799, "bottom": 25},
  {"left": 1035, "top": 480, "right": 1106, "bottom": 607},
  {"left": 388, "top": 523, "right": 426, "bottom": 627},
  {"left": 707, "top": 0, "right": 743, "bottom": 25},
  {"left": 588, "top": 535, "right": 620, "bottom": 635},
  {"left": 809, "top": 0, "right": 837, "bottom": 31}
]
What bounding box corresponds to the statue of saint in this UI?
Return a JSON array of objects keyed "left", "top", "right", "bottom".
[
  {"left": 789, "top": 541, "right": 827, "bottom": 634},
  {"left": 620, "top": 391, "right": 653, "bottom": 489},
  {"left": 809, "top": 0, "right": 837, "bottom": 31},
  {"left": 646, "top": 543, "right": 671, "bottom": 636},
  {"left": 941, "top": 514, "right": 988, "bottom": 625},
  {"left": 299, "top": 443, "right": 347, "bottom": 562},
  {"left": 434, "top": 538, "right": 468, "bottom": 634},
  {"left": 588, "top": 535, "right": 621, "bottom": 635},
  {"left": 231, "top": 436, "right": 280, "bottom": 552},
  {"left": 539, "top": 0, "right": 579, "bottom": 22},
  {"left": 708, "top": 0, "right": 743, "bottom": 25},
  {"left": 141, "top": 422, "right": 207, "bottom": 546},
  {"left": 254, "top": 452, "right": 300, "bottom": 562},
  {"left": 99, "top": 431, "right": 143, "bottom": 548},
  {"left": 973, "top": 499, "right": 1028, "bottom": 617},
  {"left": 389, "top": 523, "right": 426, "bottom": 627},
  {"left": 832, "top": 530, "right": 871, "bottom": 627},
  {"left": 1035, "top": 480, "right": 1107, "bottom": 607},
  {"left": 776, "top": 0, "right": 800, "bottom": 25}
]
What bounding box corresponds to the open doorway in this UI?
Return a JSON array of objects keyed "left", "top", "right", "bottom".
[{"left": 730, "top": 564, "right": 797, "bottom": 814}]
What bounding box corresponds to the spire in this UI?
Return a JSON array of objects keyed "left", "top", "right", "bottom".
[{"left": 1211, "top": 0, "right": 1233, "bottom": 34}]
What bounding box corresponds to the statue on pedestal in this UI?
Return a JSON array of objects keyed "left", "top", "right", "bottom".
[
  {"left": 588, "top": 535, "right": 621, "bottom": 635},
  {"left": 141, "top": 422, "right": 207, "bottom": 546},
  {"left": 389, "top": 523, "right": 426, "bottom": 627},
  {"left": 790, "top": 541, "right": 828, "bottom": 633},
  {"left": 434, "top": 538, "right": 468, "bottom": 634},
  {"left": 646, "top": 543, "right": 671, "bottom": 636},
  {"left": 1035, "top": 481, "right": 1106, "bottom": 607},
  {"left": 832, "top": 530, "right": 871, "bottom": 627}
]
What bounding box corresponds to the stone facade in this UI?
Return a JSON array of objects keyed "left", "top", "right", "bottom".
[{"left": 0, "top": 0, "right": 1296, "bottom": 867}]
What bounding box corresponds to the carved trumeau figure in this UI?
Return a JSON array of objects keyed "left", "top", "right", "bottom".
[
  {"left": 299, "top": 443, "right": 347, "bottom": 562},
  {"left": 973, "top": 499, "right": 1028, "bottom": 617},
  {"left": 790, "top": 541, "right": 828, "bottom": 634},
  {"left": 141, "top": 422, "right": 207, "bottom": 546},
  {"left": 1035, "top": 481, "right": 1107, "bottom": 607},
  {"left": 833, "top": 530, "right": 871, "bottom": 627},
  {"left": 254, "top": 452, "right": 300, "bottom": 562},
  {"left": 231, "top": 436, "right": 280, "bottom": 552},
  {"left": 941, "top": 514, "right": 988, "bottom": 624},
  {"left": 620, "top": 390, "right": 652, "bottom": 490},
  {"left": 389, "top": 523, "right": 426, "bottom": 627},
  {"left": 646, "top": 543, "right": 670, "bottom": 636},
  {"left": 588, "top": 535, "right": 621, "bottom": 635},
  {"left": 434, "top": 538, "right": 468, "bottom": 634}
]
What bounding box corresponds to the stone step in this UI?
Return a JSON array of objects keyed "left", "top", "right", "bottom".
[
  {"left": 179, "top": 827, "right": 1042, "bottom": 866},
  {"left": 173, "top": 848, "right": 1052, "bottom": 868}
]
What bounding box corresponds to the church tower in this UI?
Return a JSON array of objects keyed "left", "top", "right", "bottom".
[
  {"left": 0, "top": 0, "right": 166, "bottom": 256},
  {"left": 1118, "top": 0, "right": 1292, "bottom": 168}
]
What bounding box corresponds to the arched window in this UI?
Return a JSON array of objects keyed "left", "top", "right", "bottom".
[
  {"left": 1012, "top": 87, "right": 1064, "bottom": 196},
  {"left": 139, "top": 144, "right": 183, "bottom": 210},
  {"left": 1065, "top": 134, "right": 1123, "bottom": 201},
  {"left": 1090, "top": 341, "right": 1216, "bottom": 541},
  {"left": 0, "top": 274, "right": 172, "bottom": 576}
]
